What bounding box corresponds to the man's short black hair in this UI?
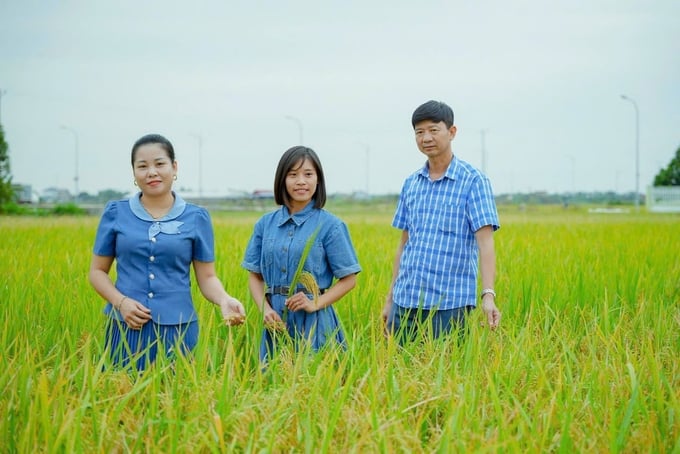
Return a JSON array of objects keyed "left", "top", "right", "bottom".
[{"left": 411, "top": 100, "right": 454, "bottom": 128}]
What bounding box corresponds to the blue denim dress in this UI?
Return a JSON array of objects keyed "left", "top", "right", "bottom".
[{"left": 242, "top": 201, "right": 361, "bottom": 361}]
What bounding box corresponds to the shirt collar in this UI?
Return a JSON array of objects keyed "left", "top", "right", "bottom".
[
  {"left": 129, "top": 192, "right": 187, "bottom": 240},
  {"left": 129, "top": 191, "right": 186, "bottom": 221},
  {"left": 276, "top": 200, "right": 317, "bottom": 227},
  {"left": 419, "top": 156, "right": 458, "bottom": 181}
]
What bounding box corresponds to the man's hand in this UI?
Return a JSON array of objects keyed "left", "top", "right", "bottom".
[{"left": 481, "top": 297, "right": 501, "bottom": 330}]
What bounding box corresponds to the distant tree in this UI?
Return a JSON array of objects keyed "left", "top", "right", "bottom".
[
  {"left": 0, "top": 123, "right": 13, "bottom": 204},
  {"left": 653, "top": 144, "right": 680, "bottom": 186},
  {"left": 97, "top": 189, "right": 128, "bottom": 202}
]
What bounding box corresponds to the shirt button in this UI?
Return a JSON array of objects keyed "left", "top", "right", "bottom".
[
  {"left": 150, "top": 256, "right": 155, "bottom": 262},
  {"left": 149, "top": 273, "right": 155, "bottom": 280},
  {"left": 281, "top": 268, "right": 287, "bottom": 273},
  {"left": 288, "top": 231, "right": 293, "bottom": 237},
  {"left": 148, "top": 292, "right": 154, "bottom": 298},
  {"left": 282, "top": 247, "right": 287, "bottom": 252},
  {"left": 151, "top": 237, "right": 157, "bottom": 243}
]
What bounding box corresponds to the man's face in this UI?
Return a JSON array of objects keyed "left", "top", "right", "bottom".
[{"left": 414, "top": 120, "right": 456, "bottom": 159}]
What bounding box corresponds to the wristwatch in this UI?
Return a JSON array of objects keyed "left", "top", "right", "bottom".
[{"left": 481, "top": 288, "right": 496, "bottom": 299}]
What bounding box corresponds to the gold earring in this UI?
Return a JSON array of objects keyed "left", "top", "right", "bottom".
[
  {"left": 173, "top": 175, "right": 177, "bottom": 181},
  {"left": 134, "top": 180, "right": 138, "bottom": 186}
]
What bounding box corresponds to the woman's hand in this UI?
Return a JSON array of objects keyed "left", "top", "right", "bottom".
[
  {"left": 219, "top": 296, "right": 246, "bottom": 326},
  {"left": 118, "top": 297, "right": 152, "bottom": 330},
  {"left": 285, "top": 291, "right": 317, "bottom": 313},
  {"left": 90, "top": 255, "right": 152, "bottom": 331}
]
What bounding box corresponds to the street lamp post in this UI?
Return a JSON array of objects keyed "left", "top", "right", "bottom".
[
  {"left": 566, "top": 155, "right": 575, "bottom": 195},
  {"left": 364, "top": 145, "right": 370, "bottom": 195},
  {"left": 356, "top": 142, "right": 370, "bottom": 194},
  {"left": 620, "top": 94, "right": 640, "bottom": 211},
  {"left": 60, "top": 125, "right": 79, "bottom": 204},
  {"left": 285, "top": 115, "right": 304, "bottom": 145},
  {"left": 480, "top": 129, "right": 488, "bottom": 174},
  {"left": 189, "top": 133, "right": 203, "bottom": 200}
]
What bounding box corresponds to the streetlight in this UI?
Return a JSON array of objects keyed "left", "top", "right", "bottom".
[
  {"left": 566, "top": 155, "right": 575, "bottom": 195},
  {"left": 285, "top": 115, "right": 304, "bottom": 145},
  {"left": 189, "top": 133, "right": 203, "bottom": 200},
  {"left": 480, "top": 129, "right": 488, "bottom": 174},
  {"left": 620, "top": 94, "right": 640, "bottom": 211},
  {"left": 60, "top": 125, "right": 79, "bottom": 203},
  {"left": 356, "top": 142, "right": 370, "bottom": 194}
]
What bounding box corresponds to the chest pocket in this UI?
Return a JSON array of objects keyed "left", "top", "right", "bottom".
[
  {"left": 307, "top": 241, "right": 327, "bottom": 275},
  {"left": 437, "top": 203, "right": 467, "bottom": 234},
  {"left": 263, "top": 238, "right": 276, "bottom": 268}
]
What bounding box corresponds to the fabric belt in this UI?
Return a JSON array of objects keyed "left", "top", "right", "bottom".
[{"left": 266, "top": 285, "right": 326, "bottom": 296}]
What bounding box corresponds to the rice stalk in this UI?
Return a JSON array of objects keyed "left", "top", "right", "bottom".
[
  {"left": 287, "top": 224, "right": 322, "bottom": 305},
  {"left": 297, "top": 272, "right": 320, "bottom": 305}
]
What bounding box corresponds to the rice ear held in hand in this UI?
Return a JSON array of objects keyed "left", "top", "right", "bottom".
[
  {"left": 297, "top": 271, "right": 320, "bottom": 305},
  {"left": 287, "top": 224, "right": 322, "bottom": 305}
]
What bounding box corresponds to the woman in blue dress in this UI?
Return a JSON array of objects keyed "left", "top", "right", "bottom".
[
  {"left": 242, "top": 146, "right": 361, "bottom": 362},
  {"left": 89, "top": 134, "right": 246, "bottom": 371}
]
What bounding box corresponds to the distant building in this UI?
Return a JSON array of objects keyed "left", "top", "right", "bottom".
[
  {"left": 647, "top": 186, "right": 680, "bottom": 213},
  {"left": 12, "top": 184, "right": 39, "bottom": 204},
  {"left": 252, "top": 189, "right": 274, "bottom": 199},
  {"left": 41, "top": 187, "right": 72, "bottom": 204}
]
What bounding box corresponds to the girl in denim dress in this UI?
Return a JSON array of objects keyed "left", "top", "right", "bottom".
[{"left": 242, "top": 146, "right": 361, "bottom": 362}]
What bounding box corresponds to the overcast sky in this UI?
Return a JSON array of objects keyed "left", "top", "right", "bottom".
[{"left": 1, "top": 1, "right": 678, "bottom": 197}]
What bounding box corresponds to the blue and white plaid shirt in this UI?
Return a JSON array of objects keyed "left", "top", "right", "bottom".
[{"left": 392, "top": 156, "right": 500, "bottom": 310}]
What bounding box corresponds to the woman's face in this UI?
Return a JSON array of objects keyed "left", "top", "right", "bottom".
[
  {"left": 285, "top": 158, "right": 317, "bottom": 212},
  {"left": 132, "top": 143, "right": 177, "bottom": 197}
]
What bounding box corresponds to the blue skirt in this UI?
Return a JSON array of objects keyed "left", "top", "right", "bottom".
[
  {"left": 260, "top": 294, "right": 346, "bottom": 362},
  {"left": 105, "top": 317, "right": 199, "bottom": 371}
]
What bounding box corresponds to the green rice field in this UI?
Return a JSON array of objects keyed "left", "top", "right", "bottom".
[{"left": 1, "top": 204, "right": 679, "bottom": 452}]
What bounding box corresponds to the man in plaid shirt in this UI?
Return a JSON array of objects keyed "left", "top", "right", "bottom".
[{"left": 383, "top": 100, "right": 501, "bottom": 343}]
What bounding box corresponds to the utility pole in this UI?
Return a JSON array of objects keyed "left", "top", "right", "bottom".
[
  {"left": 480, "top": 129, "right": 488, "bottom": 174},
  {"left": 189, "top": 133, "right": 203, "bottom": 200},
  {"left": 356, "top": 142, "right": 370, "bottom": 194},
  {"left": 60, "top": 125, "right": 80, "bottom": 203},
  {"left": 566, "top": 155, "right": 575, "bottom": 195},
  {"left": 620, "top": 95, "right": 640, "bottom": 211}
]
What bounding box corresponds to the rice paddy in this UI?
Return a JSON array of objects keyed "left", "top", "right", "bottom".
[{"left": 1, "top": 204, "right": 678, "bottom": 452}]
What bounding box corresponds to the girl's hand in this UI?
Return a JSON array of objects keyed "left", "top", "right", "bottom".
[
  {"left": 118, "top": 297, "right": 152, "bottom": 330},
  {"left": 285, "top": 291, "right": 318, "bottom": 313},
  {"left": 263, "top": 305, "right": 285, "bottom": 332},
  {"left": 219, "top": 296, "right": 246, "bottom": 326}
]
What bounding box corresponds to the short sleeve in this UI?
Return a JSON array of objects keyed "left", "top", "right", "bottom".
[
  {"left": 241, "top": 217, "right": 264, "bottom": 273},
  {"left": 93, "top": 201, "right": 118, "bottom": 256},
  {"left": 193, "top": 207, "right": 215, "bottom": 262},
  {"left": 392, "top": 177, "right": 410, "bottom": 231},
  {"left": 324, "top": 221, "right": 362, "bottom": 279},
  {"left": 468, "top": 176, "right": 500, "bottom": 232}
]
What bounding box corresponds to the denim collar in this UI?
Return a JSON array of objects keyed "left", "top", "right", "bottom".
[
  {"left": 129, "top": 192, "right": 186, "bottom": 239},
  {"left": 276, "top": 200, "right": 317, "bottom": 227}
]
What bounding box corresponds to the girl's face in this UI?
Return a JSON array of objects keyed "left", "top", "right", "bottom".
[
  {"left": 132, "top": 143, "right": 177, "bottom": 197},
  {"left": 285, "top": 158, "right": 317, "bottom": 212}
]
